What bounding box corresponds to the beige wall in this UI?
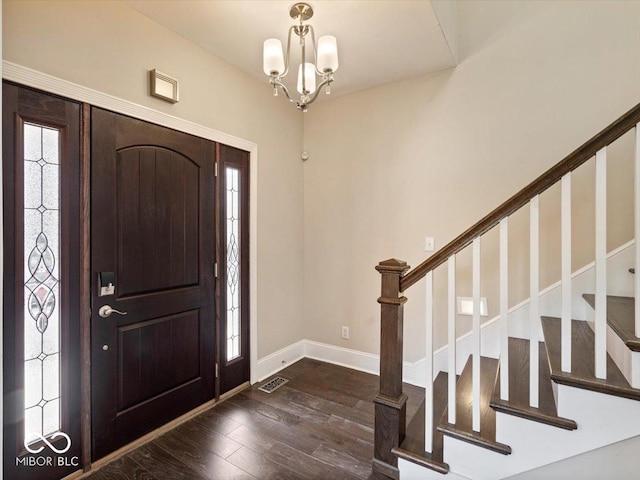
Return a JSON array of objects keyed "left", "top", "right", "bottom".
[
  {"left": 2, "top": 0, "right": 306, "bottom": 357},
  {"left": 303, "top": 0, "right": 640, "bottom": 361},
  {"left": 4, "top": 0, "right": 640, "bottom": 365}
]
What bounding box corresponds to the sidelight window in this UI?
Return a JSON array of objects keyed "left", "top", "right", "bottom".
[
  {"left": 225, "top": 167, "right": 241, "bottom": 361},
  {"left": 23, "top": 123, "right": 61, "bottom": 444}
]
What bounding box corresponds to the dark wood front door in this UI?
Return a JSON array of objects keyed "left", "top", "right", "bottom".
[{"left": 90, "top": 108, "right": 217, "bottom": 460}]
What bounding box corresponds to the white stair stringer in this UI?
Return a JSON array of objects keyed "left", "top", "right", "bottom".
[{"left": 399, "top": 384, "right": 640, "bottom": 480}]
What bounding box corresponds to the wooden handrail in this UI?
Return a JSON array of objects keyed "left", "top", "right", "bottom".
[{"left": 401, "top": 102, "right": 640, "bottom": 292}]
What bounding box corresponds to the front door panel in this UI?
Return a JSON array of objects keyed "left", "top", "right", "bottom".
[{"left": 90, "top": 108, "right": 216, "bottom": 460}]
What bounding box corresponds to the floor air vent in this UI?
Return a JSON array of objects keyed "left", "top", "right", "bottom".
[{"left": 258, "top": 376, "right": 289, "bottom": 393}]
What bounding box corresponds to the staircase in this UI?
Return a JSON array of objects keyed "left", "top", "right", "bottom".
[{"left": 373, "top": 103, "right": 640, "bottom": 480}]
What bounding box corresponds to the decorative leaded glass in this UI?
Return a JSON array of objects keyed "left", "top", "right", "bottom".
[
  {"left": 226, "top": 167, "right": 241, "bottom": 361},
  {"left": 23, "top": 123, "right": 61, "bottom": 444}
]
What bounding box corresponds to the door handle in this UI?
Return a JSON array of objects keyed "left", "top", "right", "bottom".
[{"left": 98, "top": 305, "right": 128, "bottom": 318}]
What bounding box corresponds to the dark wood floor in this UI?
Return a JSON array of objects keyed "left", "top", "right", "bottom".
[{"left": 84, "top": 358, "right": 424, "bottom": 480}]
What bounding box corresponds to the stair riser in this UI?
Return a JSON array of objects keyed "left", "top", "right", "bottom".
[
  {"left": 398, "top": 458, "right": 467, "bottom": 480},
  {"left": 556, "top": 384, "right": 640, "bottom": 436},
  {"left": 497, "top": 384, "right": 640, "bottom": 477},
  {"left": 586, "top": 312, "right": 640, "bottom": 388}
]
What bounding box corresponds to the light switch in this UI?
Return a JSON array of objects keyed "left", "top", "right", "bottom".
[{"left": 425, "top": 237, "right": 435, "bottom": 252}]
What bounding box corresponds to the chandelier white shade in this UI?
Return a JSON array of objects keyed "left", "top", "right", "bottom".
[
  {"left": 297, "top": 63, "right": 316, "bottom": 94},
  {"left": 262, "top": 3, "right": 339, "bottom": 112},
  {"left": 317, "top": 35, "right": 339, "bottom": 73},
  {"left": 263, "top": 39, "right": 285, "bottom": 76}
]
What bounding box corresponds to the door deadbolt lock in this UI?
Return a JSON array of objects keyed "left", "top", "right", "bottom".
[
  {"left": 98, "top": 272, "right": 116, "bottom": 297},
  {"left": 98, "top": 305, "right": 127, "bottom": 318}
]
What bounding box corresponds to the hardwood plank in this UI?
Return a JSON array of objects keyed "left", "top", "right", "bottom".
[
  {"left": 91, "top": 456, "right": 158, "bottom": 480},
  {"left": 228, "top": 393, "right": 303, "bottom": 427},
  {"left": 214, "top": 400, "right": 323, "bottom": 455},
  {"left": 276, "top": 385, "right": 375, "bottom": 428},
  {"left": 82, "top": 359, "right": 425, "bottom": 480},
  {"left": 129, "top": 442, "right": 207, "bottom": 480},
  {"left": 226, "top": 446, "right": 286, "bottom": 479},
  {"left": 153, "top": 430, "right": 252, "bottom": 480},
  {"left": 312, "top": 443, "right": 373, "bottom": 479},
  {"left": 541, "top": 317, "right": 640, "bottom": 400},
  {"left": 583, "top": 294, "right": 640, "bottom": 351},
  {"left": 264, "top": 442, "right": 362, "bottom": 480},
  {"left": 438, "top": 356, "right": 512, "bottom": 455},
  {"left": 227, "top": 424, "right": 280, "bottom": 455},
  {"left": 190, "top": 406, "right": 243, "bottom": 436},
  {"left": 490, "top": 338, "right": 577, "bottom": 430},
  {"left": 292, "top": 415, "right": 373, "bottom": 461},
  {"left": 242, "top": 387, "right": 331, "bottom": 424},
  {"left": 81, "top": 471, "right": 109, "bottom": 480},
  {"left": 327, "top": 414, "right": 374, "bottom": 445},
  {"left": 173, "top": 417, "right": 243, "bottom": 459},
  {"left": 393, "top": 372, "right": 449, "bottom": 474}
]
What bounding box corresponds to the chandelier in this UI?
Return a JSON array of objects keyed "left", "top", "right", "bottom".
[{"left": 263, "top": 2, "right": 339, "bottom": 112}]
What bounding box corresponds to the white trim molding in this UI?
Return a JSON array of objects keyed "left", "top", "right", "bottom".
[
  {"left": 255, "top": 339, "right": 426, "bottom": 385},
  {"left": 2, "top": 60, "right": 260, "bottom": 389}
]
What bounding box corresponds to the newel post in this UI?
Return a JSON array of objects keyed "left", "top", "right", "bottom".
[{"left": 373, "top": 258, "right": 410, "bottom": 479}]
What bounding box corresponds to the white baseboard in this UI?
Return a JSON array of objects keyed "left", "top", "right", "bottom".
[
  {"left": 255, "top": 340, "right": 305, "bottom": 382},
  {"left": 255, "top": 339, "right": 425, "bottom": 386}
]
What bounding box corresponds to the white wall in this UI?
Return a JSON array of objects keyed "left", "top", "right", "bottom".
[
  {"left": 2, "top": 0, "right": 306, "bottom": 358},
  {"left": 303, "top": 0, "right": 640, "bottom": 361},
  {"left": 503, "top": 435, "right": 640, "bottom": 480}
]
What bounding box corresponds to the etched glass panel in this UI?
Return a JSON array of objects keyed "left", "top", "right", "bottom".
[
  {"left": 226, "top": 167, "right": 241, "bottom": 361},
  {"left": 23, "top": 123, "right": 61, "bottom": 444}
]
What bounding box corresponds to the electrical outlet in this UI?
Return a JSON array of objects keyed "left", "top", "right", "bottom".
[
  {"left": 425, "top": 236, "right": 435, "bottom": 252},
  {"left": 341, "top": 326, "right": 350, "bottom": 339}
]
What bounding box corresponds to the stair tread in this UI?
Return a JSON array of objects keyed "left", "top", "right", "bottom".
[
  {"left": 438, "top": 356, "right": 511, "bottom": 455},
  {"left": 490, "top": 338, "right": 577, "bottom": 430},
  {"left": 582, "top": 294, "right": 640, "bottom": 351},
  {"left": 393, "top": 372, "right": 449, "bottom": 474},
  {"left": 541, "top": 316, "right": 640, "bottom": 401}
]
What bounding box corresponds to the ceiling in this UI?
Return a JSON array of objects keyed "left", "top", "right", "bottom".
[{"left": 125, "top": 0, "right": 457, "bottom": 99}]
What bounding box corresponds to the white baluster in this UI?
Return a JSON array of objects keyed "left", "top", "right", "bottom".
[
  {"left": 425, "top": 271, "right": 434, "bottom": 453},
  {"left": 635, "top": 124, "right": 640, "bottom": 338},
  {"left": 472, "top": 237, "right": 481, "bottom": 432},
  {"left": 447, "top": 255, "right": 456, "bottom": 425},
  {"left": 595, "top": 148, "right": 607, "bottom": 379},
  {"left": 500, "top": 218, "right": 509, "bottom": 401},
  {"left": 561, "top": 173, "right": 572, "bottom": 373},
  {"left": 530, "top": 196, "right": 540, "bottom": 408}
]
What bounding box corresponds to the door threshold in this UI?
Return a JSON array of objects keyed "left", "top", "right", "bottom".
[{"left": 70, "top": 381, "right": 251, "bottom": 479}]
